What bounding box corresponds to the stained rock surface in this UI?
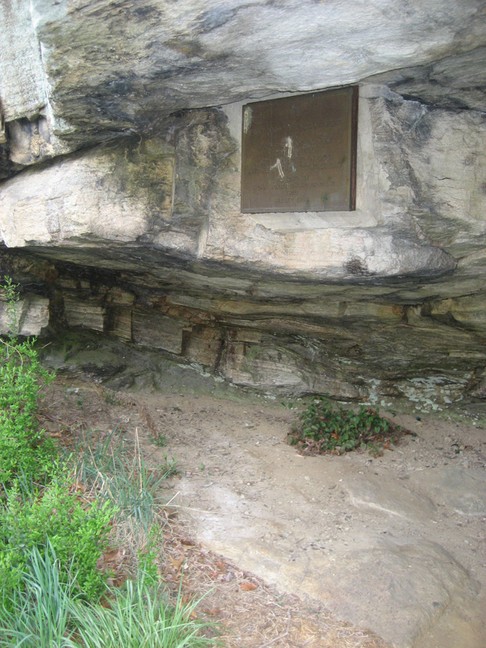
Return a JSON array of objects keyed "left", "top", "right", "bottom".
[{"left": 1, "top": 0, "right": 485, "bottom": 160}]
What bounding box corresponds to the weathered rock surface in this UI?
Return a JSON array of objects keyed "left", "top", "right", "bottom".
[
  {"left": 1, "top": 0, "right": 485, "bottom": 167},
  {"left": 0, "top": 294, "right": 49, "bottom": 336},
  {"left": 1, "top": 0, "right": 486, "bottom": 408},
  {"left": 409, "top": 465, "right": 486, "bottom": 517},
  {"left": 0, "top": 138, "right": 174, "bottom": 246},
  {"left": 314, "top": 538, "right": 479, "bottom": 648},
  {"left": 129, "top": 383, "right": 484, "bottom": 648},
  {"left": 373, "top": 47, "right": 486, "bottom": 112}
]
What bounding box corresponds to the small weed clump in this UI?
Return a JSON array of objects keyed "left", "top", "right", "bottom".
[
  {"left": 288, "top": 397, "right": 404, "bottom": 456},
  {"left": 74, "top": 428, "right": 177, "bottom": 532}
]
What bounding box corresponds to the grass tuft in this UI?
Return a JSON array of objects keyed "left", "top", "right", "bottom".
[
  {"left": 0, "top": 541, "right": 76, "bottom": 647},
  {"left": 68, "top": 573, "right": 217, "bottom": 648},
  {"left": 0, "top": 544, "right": 217, "bottom": 648},
  {"left": 74, "top": 428, "right": 177, "bottom": 530}
]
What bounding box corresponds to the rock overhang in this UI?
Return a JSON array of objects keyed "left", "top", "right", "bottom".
[
  {"left": 1, "top": 0, "right": 486, "bottom": 407},
  {"left": 1, "top": 0, "right": 485, "bottom": 163}
]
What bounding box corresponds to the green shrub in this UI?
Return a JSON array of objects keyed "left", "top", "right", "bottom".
[
  {"left": 0, "top": 335, "right": 56, "bottom": 488},
  {"left": 288, "top": 397, "right": 404, "bottom": 455},
  {"left": 0, "top": 474, "right": 115, "bottom": 605},
  {"left": 0, "top": 278, "right": 114, "bottom": 607}
]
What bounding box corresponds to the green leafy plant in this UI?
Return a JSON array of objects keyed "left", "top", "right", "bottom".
[
  {"left": 1, "top": 277, "right": 113, "bottom": 606},
  {"left": 0, "top": 278, "right": 56, "bottom": 488},
  {"left": 0, "top": 336, "right": 56, "bottom": 487},
  {"left": 0, "top": 473, "right": 115, "bottom": 605},
  {"left": 288, "top": 397, "right": 405, "bottom": 455}
]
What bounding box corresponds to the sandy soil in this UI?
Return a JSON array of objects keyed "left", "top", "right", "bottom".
[{"left": 40, "top": 370, "right": 486, "bottom": 648}]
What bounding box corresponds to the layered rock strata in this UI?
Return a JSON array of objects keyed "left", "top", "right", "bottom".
[{"left": 1, "top": 0, "right": 486, "bottom": 408}]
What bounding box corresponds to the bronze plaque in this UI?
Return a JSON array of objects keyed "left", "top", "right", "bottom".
[{"left": 241, "top": 86, "right": 358, "bottom": 212}]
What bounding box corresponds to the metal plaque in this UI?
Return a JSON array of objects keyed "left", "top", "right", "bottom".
[{"left": 241, "top": 86, "right": 358, "bottom": 212}]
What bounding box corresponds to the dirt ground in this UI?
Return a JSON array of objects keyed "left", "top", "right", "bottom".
[{"left": 39, "top": 369, "right": 486, "bottom": 648}]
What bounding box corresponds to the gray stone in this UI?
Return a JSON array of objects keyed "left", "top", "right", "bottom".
[
  {"left": 132, "top": 310, "right": 186, "bottom": 354},
  {"left": 316, "top": 538, "right": 480, "bottom": 648},
  {"left": 0, "top": 295, "right": 49, "bottom": 336},
  {"left": 1, "top": 0, "right": 485, "bottom": 170},
  {"left": 63, "top": 297, "right": 105, "bottom": 332},
  {"left": 410, "top": 466, "right": 486, "bottom": 517},
  {"left": 345, "top": 474, "right": 437, "bottom": 522},
  {"left": 0, "top": 0, "right": 48, "bottom": 121},
  {"left": 0, "top": 138, "right": 174, "bottom": 248},
  {"left": 376, "top": 47, "right": 486, "bottom": 112}
]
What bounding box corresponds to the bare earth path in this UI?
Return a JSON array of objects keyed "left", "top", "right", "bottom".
[{"left": 41, "top": 365, "right": 486, "bottom": 648}]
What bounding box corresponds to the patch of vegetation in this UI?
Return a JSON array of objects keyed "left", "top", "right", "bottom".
[
  {"left": 0, "top": 542, "right": 77, "bottom": 647},
  {"left": 0, "top": 544, "right": 215, "bottom": 648},
  {"left": 74, "top": 428, "right": 177, "bottom": 532},
  {"left": 288, "top": 397, "right": 406, "bottom": 456},
  {"left": 150, "top": 431, "right": 168, "bottom": 447},
  {"left": 67, "top": 571, "right": 215, "bottom": 648},
  {"left": 0, "top": 475, "right": 115, "bottom": 605},
  {"left": 0, "top": 336, "right": 56, "bottom": 488},
  {"left": 0, "top": 278, "right": 115, "bottom": 610},
  {"left": 0, "top": 278, "right": 217, "bottom": 647}
]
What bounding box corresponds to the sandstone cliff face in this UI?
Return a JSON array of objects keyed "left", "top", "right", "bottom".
[{"left": 1, "top": 1, "right": 486, "bottom": 407}]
